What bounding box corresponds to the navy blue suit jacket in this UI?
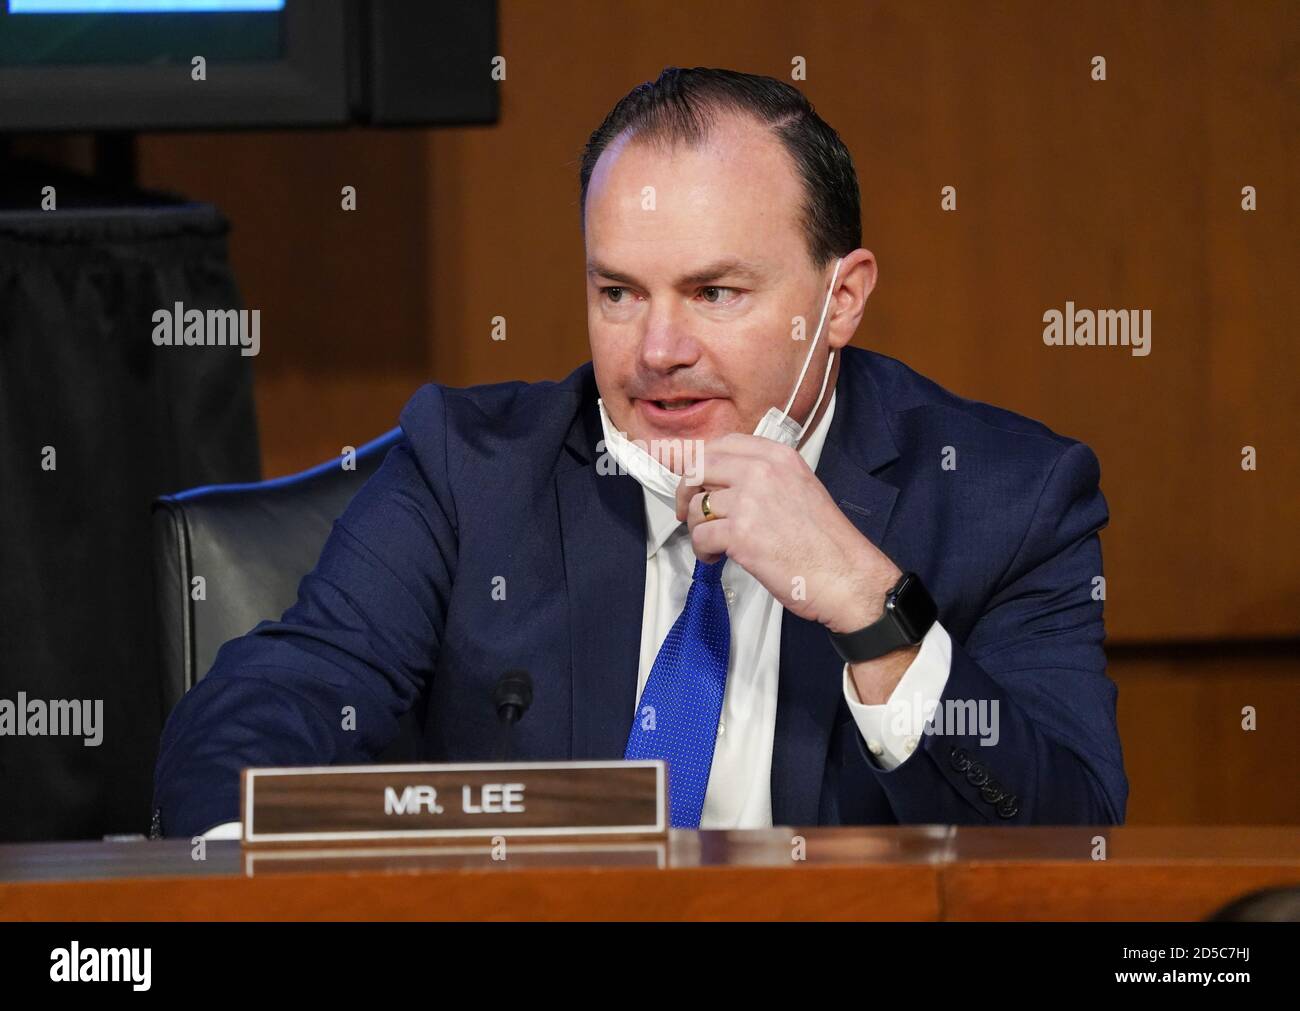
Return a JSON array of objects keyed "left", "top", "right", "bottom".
[{"left": 153, "top": 346, "right": 1127, "bottom": 836}]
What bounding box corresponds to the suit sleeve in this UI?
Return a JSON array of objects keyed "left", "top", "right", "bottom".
[
  {"left": 858, "top": 440, "right": 1128, "bottom": 824},
  {"left": 151, "top": 385, "right": 459, "bottom": 837}
]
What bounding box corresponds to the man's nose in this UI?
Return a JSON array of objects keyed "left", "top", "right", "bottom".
[{"left": 637, "top": 301, "right": 701, "bottom": 373}]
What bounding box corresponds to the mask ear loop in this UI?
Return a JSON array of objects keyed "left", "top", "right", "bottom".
[
  {"left": 778, "top": 256, "right": 844, "bottom": 425},
  {"left": 802, "top": 347, "right": 836, "bottom": 431}
]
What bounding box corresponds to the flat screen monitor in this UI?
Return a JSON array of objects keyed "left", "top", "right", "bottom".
[{"left": 0, "top": 0, "right": 498, "bottom": 130}]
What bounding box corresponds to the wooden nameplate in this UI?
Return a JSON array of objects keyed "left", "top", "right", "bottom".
[{"left": 240, "top": 760, "right": 667, "bottom": 848}]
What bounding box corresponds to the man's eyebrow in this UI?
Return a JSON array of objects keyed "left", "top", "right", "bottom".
[{"left": 586, "top": 258, "right": 765, "bottom": 288}]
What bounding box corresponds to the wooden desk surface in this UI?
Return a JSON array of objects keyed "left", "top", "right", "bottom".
[{"left": 1, "top": 826, "right": 1296, "bottom": 921}]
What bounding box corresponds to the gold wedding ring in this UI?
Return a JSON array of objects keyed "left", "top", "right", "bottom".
[{"left": 701, "top": 491, "right": 717, "bottom": 521}]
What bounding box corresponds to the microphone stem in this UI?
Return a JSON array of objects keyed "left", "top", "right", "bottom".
[{"left": 496, "top": 711, "right": 516, "bottom": 762}]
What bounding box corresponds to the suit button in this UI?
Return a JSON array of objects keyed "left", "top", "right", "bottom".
[
  {"left": 965, "top": 762, "right": 991, "bottom": 787},
  {"left": 948, "top": 746, "right": 971, "bottom": 772},
  {"left": 996, "top": 795, "right": 1020, "bottom": 819},
  {"left": 980, "top": 782, "right": 1005, "bottom": 804}
]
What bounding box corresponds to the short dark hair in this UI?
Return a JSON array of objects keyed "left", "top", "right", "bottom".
[{"left": 579, "top": 67, "right": 862, "bottom": 269}]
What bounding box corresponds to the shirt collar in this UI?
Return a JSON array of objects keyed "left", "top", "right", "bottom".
[{"left": 598, "top": 392, "right": 839, "bottom": 559}]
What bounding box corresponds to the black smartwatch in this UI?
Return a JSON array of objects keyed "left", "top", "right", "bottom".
[{"left": 827, "top": 571, "right": 937, "bottom": 664}]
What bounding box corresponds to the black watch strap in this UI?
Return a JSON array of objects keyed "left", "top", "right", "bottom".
[{"left": 827, "top": 571, "right": 937, "bottom": 664}]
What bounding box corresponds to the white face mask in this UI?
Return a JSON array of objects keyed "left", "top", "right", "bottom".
[
  {"left": 597, "top": 256, "right": 844, "bottom": 497},
  {"left": 596, "top": 401, "right": 686, "bottom": 500}
]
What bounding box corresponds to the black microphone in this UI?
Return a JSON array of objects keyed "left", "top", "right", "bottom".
[{"left": 493, "top": 670, "right": 533, "bottom": 762}]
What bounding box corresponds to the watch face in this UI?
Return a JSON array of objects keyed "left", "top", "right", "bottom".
[{"left": 889, "top": 573, "right": 938, "bottom": 642}]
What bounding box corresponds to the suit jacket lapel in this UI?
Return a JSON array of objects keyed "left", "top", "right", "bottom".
[
  {"left": 556, "top": 388, "right": 647, "bottom": 760},
  {"left": 771, "top": 353, "right": 901, "bottom": 826}
]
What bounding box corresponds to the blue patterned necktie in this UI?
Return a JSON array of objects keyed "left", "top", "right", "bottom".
[{"left": 624, "top": 556, "right": 731, "bottom": 828}]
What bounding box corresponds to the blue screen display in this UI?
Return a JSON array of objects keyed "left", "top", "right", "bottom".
[
  {"left": 10, "top": 1, "right": 284, "bottom": 12},
  {"left": 1, "top": 0, "right": 286, "bottom": 65}
]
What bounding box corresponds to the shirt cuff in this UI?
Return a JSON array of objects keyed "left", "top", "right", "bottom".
[
  {"left": 841, "top": 622, "right": 953, "bottom": 771},
  {"left": 199, "top": 820, "right": 243, "bottom": 840}
]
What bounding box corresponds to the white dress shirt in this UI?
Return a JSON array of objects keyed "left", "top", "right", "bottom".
[{"left": 598, "top": 391, "right": 953, "bottom": 829}]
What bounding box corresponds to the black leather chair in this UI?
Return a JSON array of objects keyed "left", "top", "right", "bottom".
[{"left": 151, "top": 428, "right": 403, "bottom": 721}]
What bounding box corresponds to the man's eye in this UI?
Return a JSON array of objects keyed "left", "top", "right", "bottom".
[
  {"left": 601, "top": 287, "right": 630, "bottom": 304},
  {"left": 700, "top": 286, "right": 740, "bottom": 304}
]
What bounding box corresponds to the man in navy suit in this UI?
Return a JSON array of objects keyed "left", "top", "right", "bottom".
[{"left": 154, "top": 68, "right": 1126, "bottom": 837}]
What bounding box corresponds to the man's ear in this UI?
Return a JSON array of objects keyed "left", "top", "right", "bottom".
[{"left": 826, "top": 248, "right": 877, "bottom": 350}]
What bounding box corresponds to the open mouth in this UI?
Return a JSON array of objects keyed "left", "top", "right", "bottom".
[{"left": 637, "top": 397, "right": 718, "bottom": 424}]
